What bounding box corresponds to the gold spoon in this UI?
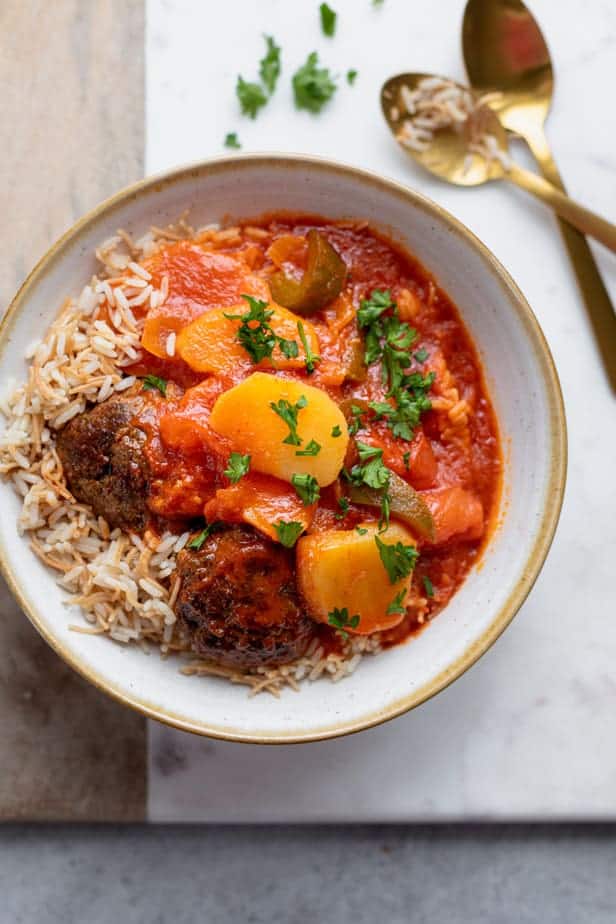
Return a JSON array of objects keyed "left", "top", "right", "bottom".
[
  {"left": 462, "top": 0, "right": 616, "bottom": 391},
  {"left": 381, "top": 73, "right": 616, "bottom": 255}
]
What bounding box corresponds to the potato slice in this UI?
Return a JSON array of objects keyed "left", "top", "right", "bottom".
[
  {"left": 176, "top": 303, "right": 320, "bottom": 375},
  {"left": 297, "top": 522, "right": 416, "bottom": 634},
  {"left": 209, "top": 372, "right": 348, "bottom": 486}
]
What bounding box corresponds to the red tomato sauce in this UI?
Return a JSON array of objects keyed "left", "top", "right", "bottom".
[{"left": 128, "top": 216, "right": 502, "bottom": 649}]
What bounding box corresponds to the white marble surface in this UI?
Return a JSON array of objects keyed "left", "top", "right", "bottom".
[{"left": 145, "top": 0, "right": 616, "bottom": 820}]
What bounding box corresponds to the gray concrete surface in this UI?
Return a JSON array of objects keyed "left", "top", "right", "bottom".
[{"left": 1, "top": 825, "right": 615, "bottom": 923}]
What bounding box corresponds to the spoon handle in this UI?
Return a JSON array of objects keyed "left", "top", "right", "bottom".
[
  {"left": 505, "top": 164, "right": 616, "bottom": 255},
  {"left": 522, "top": 128, "right": 616, "bottom": 393}
]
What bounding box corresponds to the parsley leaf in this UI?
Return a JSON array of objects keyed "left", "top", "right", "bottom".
[
  {"left": 319, "top": 2, "right": 337, "bottom": 35},
  {"left": 358, "top": 288, "right": 434, "bottom": 441},
  {"left": 331, "top": 424, "right": 342, "bottom": 437},
  {"left": 236, "top": 76, "right": 268, "bottom": 119},
  {"left": 414, "top": 347, "right": 429, "bottom": 363},
  {"left": 292, "top": 472, "right": 320, "bottom": 505},
  {"left": 270, "top": 395, "right": 307, "bottom": 446},
  {"left": 224, "top": 452, "right": 250, "bottom": 484},
  {"left": 375, "top": 535, "right": 418, "bottom": 584},
  {"left": 422, "top": 575, "right": 435, "bottom": 598},
  {"left": 275, "top": 520, "right": 304, "bottom": 548},
  {"left": 278, "top": 337, "right": 299, "bottom": 359},
  {"left": 260, "top": 35, "right": 281, "bottom": 95},
  {"left": 297, "top": 320, "right": 320, "bottom": 373},
  {"left": 292, "top": 52, "right": 337, "bottom": 113},
  {"left": 335, "top": 496, "right": 350, "bottom": 519},
  {"left": 403, "top": 450, "right": 411, "bottom": 470},
  {"left": 225, "top": 295, "right": 277, "bottom": 363},
  {"left": 187, "top": 521, "right": 220, "bottom": 550},
  {"left": 295, "top": 439, "right": 321, "bottom": 457},
  {"left": 142, "top": 374, "right": 167, "bottom": 396},
  {"left": 386, "top": 588, "right": 407, "bottom": 616},
  {"left": 347, "top": 404, "right": 365, "bottom": 436},
  {"left": 328, "top": 606, "right": 360, "bottom": 638},
  {"left": 349, "top": 443, "right": 391, "bottom": 491},
  {"left": 347, "top": 69, "right": 358, "bottom": 85},
  {"left": 224, "top": 132, "right": 241, "bottom": 149},
  {"left": 355, "top": 526, "right": 368, "bottom": 535}
]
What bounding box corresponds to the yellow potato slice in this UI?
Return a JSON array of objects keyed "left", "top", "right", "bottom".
[
  {"left": 297, "top": 522, "right": 416, "bottom": 634},
  {"left": 209, "top": 372, "right": 348, "bottom": 486}
]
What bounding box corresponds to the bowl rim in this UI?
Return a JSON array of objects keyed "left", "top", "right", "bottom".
[{"left": 0, "top": 152, "right": 567, "bottom": 744}]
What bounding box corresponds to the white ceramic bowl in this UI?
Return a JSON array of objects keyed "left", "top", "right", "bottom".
[{"left": 0, "top": 155, "right": 566, "bottom": 743}]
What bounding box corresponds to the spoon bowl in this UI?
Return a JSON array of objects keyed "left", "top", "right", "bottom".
[
  {"left": 462, "top": 0, "right": 553, "bottom": 139},
  {"left": 381, "top": 73, "right": 509, "bottom": 187}
]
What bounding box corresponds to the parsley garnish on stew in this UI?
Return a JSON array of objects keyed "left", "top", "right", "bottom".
[
  {"left": 224, "top": 452, "right": 251, "bottom": 484},
  {"left": 335, "top": 496, "right": 350, "bottom": 519},
  {"left": 358, "top": 288, "right": 434, "bottom": 441},
  {"left": 331, "top": 424, "right": 342, "bottom": 438},
  {"left": 270, "top": 395, "right": 307, "bottom": 446},
  {"left": 259, "top": 35, "right": 281, "bottom": 95},
  {"left": 295, "top": 439, "right": 321, "bottom": 457},
  {"left": 297, "top": 320, "right": 320, "bottom": 373},
  {"left": 187, "top": 521, "right": 220, "bottom": 550},
  {"left": 224, "top": 132, "right": 241, "bottom": 149},
  {"left": 225, "top": 295, "right": 277, "bottom": 363},
  {"left": 355, "top": 526, "right": 368, "bottom": 535},
  {"left": 328, "top": 606, "right": 360, "bottom": 637},
  {"left": 275, "top": 520, "right": 304, "bottom": 548},
  {"left": 236, "top": 76, "right": 268, "bottom": 119},
  {"left": 292, "top": 52, "right": 337, "bottom": 113},
  {"left": 292, "top": 472, "right": 320, "bottom": 505},
  {"left": 349, "top": 442, "right": 391, "bottom": 491},
  {"left": 422, "top": 575, "right": 435, "bottom": 598},
  {"left": 142, "top": 374, "right": 167, "bottom": 396},
  {"left": 386, "top": 588, "right": 407, "bottom": 616},
  {"left": 414, "top": 347, "right": 429, "bottom": 363},
  {"left": 319, "top": 3, "right": 337, "bottom": 36},
  {"left": 375, "top": 535, "right": 418, "bottom": 584}
]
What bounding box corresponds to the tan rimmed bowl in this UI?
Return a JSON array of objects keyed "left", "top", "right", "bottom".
[{"left": 0, "top": 154, "right": 566, "bottom": 743}]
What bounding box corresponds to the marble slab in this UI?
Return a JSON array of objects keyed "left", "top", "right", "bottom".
[{"left": 146, "top": 0, "right": 616, "bottom": 821}]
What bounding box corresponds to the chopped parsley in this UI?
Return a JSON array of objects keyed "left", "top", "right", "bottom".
[
  {"left": 224, "top": 452, "right": 250, "bottom": 484},
  {"left": 259, "top": 35, "right": 281, "bottom": 95},
  {"left": 319, "top": 2, "right": 337, "bottom": 35},
  {"left": 187, "top": 521, "right": 220, "bottom": 550},
  {"left": 375, "top": 535, "right": 418, "bottom": 584},
  {"left": 295, "top": 439, "right": 321, "bottom": 457},
  {"left": 349, "top": 442, "right": 391, "bottom": 491},
  {"left": 355, "top": 526, "right": 368, "bottom": 535},
  {"left": 403, "top": 451, "right": 411, "bottom": 470},
  {"left": 275, "top": 520, "right": 304, "bottom": 548},
  {"left": 414, "top": 347, "right": 429, "bottom": 363},
  {"left": 236, "top": 76, "right": 267, "bottom": 119},
  {"left": 335, "top": 496, "right": 350, "bottom": 519},
  {"left": 278, "top": 337, "right": 300, "bottom": 359},
  {"left": 292, "top": 52, "right": 337, "bottom": 113},
  {"left": 386, "top": 588, "right": 407, "bottom": 616},
  {"left": 142, "top": 374, "right": 167, "bottom": 396},
  {"left": 269, "top": 395, "right": 307, "bottom": 446},
  {"left": 328, "top": 606, "right": 360, "bottom": 638},
  {"left": 358, "top": 288, "right": 434, "bottom": 441},
  {"left": 347, "top": 404, "right": 365, "bottom": 436},
  {"left": 292, "top": 472, "right": 320, "bottom": 505},
  {"left": 225, "top": 295, "right": 277, "bottom": 363},
  {"left": 224, "top": 132, "right": 241, "bottom": 149},
  {"left": 346, "top": 69, "right": 358, "bottom": 85},
  {"left": 422, "top": 575, "right": 435, "bottom": 598},
  {"left": 297, "top": 320, "right": 320, "bottom": 373},
  {"left": 331, "top": 424, "right": 342, "bottom": 437}
]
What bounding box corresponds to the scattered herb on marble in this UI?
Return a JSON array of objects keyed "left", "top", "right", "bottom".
[
  {"left": 292, "top": 52, "right": 337, "bottom": 113},
  {"left": 320, "top": 3, "right": 337, "bottom": 36},
  {"left": 224, "top": 132, "right": 241, "bottom": 149}
]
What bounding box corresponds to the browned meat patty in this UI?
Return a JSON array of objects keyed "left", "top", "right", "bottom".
[
  {"left": 175, "top": 525, "right": 315, "bottom": 670},
  {"left": 56, "top": 389, "right": 151, "bottom": 531}
]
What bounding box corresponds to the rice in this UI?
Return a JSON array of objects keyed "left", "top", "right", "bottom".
[
  {"left": 0, "top": 221, "right": 393, "bottom": 696},
  {"left": 393, "top": 76, "right": 512, "bottom": 173}
]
